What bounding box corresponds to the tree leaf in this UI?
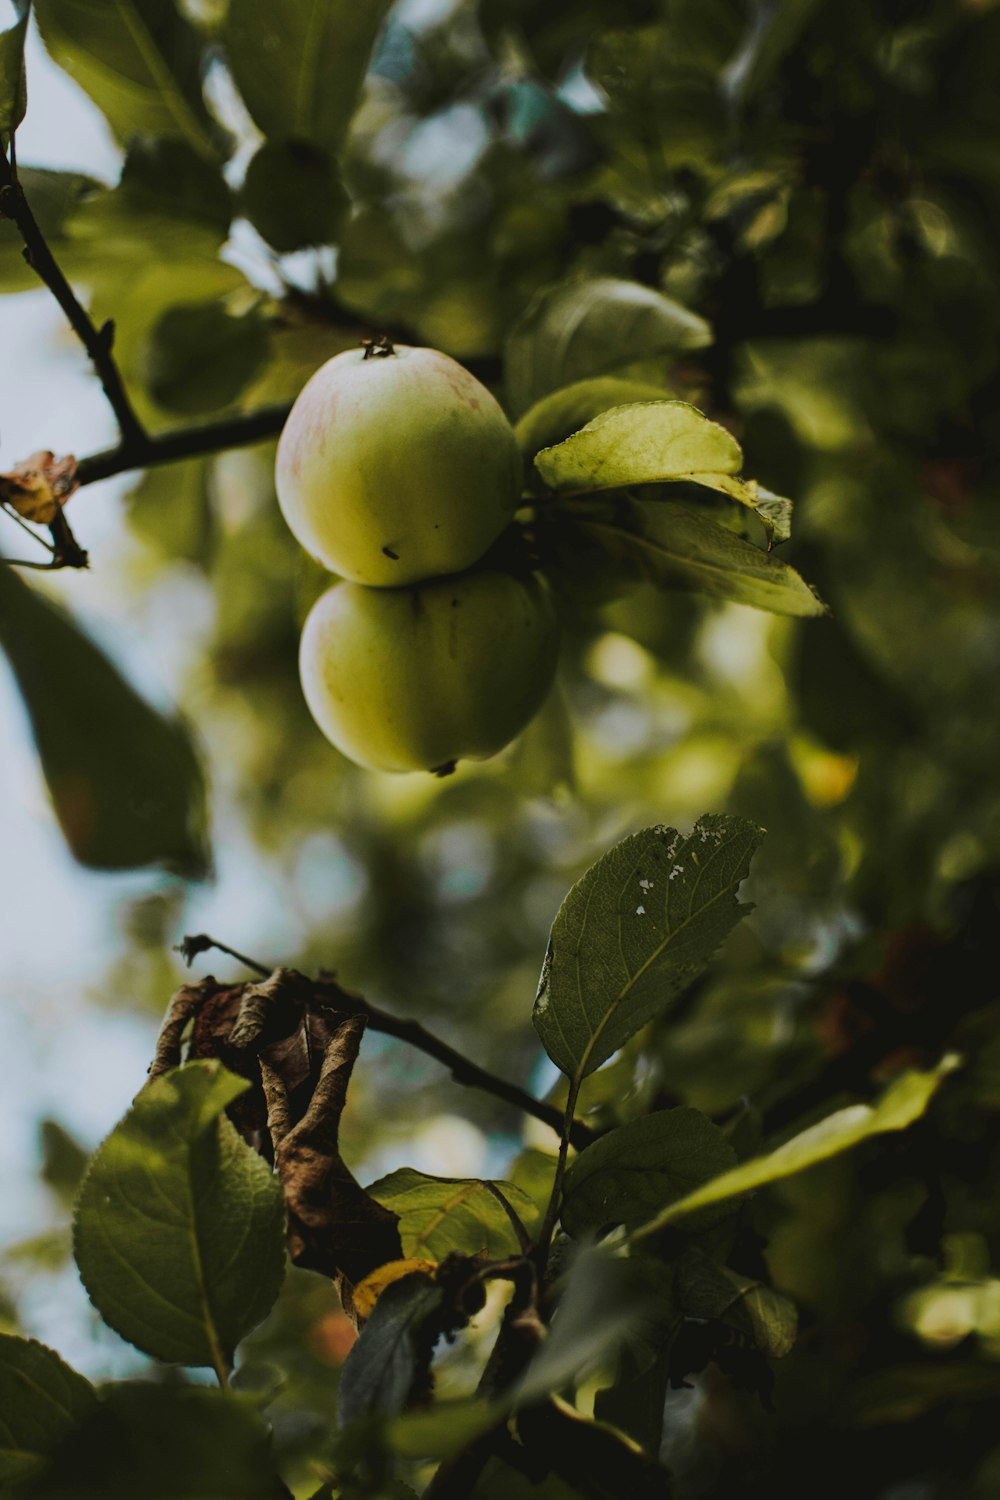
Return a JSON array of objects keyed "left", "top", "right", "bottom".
[
  {"left": 534, "top": 401, "right": 791, "bottom": 545},
  {"left": 124, "top": 458, "right": 216, "bottom": 566},
  {"left": 516, "top": 1251, "right": 655, "bottom": 1409},
  {"left": 20, "top": 1383, "right": 286, "bottom": 1499},
  {"left": 0, "top": 169, "right": 101, "bottom": 293},
  {"left": 0, "top": 565, "right": 210, "bottom": 877},
  {"left": 516, "top": 1397, "right": 674, "bottom": 1500},
  {"left": 73, "top": 1060, "right": 287, "bottom": 1369},
  {"left": 535, "top": 401, "right": 742, "bottom": 493},
  {"left": 675, "top": 1250, "right": 797, "bottom": 1358},
  {"left": 554, "top": 497, "right": 826, "bottom": 616},
  {"left": 514, "top": 378, "right": 674, "bottom": 458},
  {"left": 32, "top": 0, "right": 221, "bottom": 157},
  {"left": 39, "top": 1120, "right": 90, "bottom": 1206},
  {"left": 337, "top": 1272, "right": 444, "bottom": 1427},
  {"left": 224, "top": 0, "right": 393, "bottom": 154},
  {"left": 506, "top": 277, "right": 712, "bottom": 415},
  {"left": 0, "top": 1336, "right": 97, "bottom": 1486},
  {"left": 533, "top": 817, "right": 763, "bottom": 1083},
  {"left": 0, "top": 6, "right": 28, "bottom": 146},
  {"left": 367, "top": 1170, "right": 536, "bottom": 1262},
  {"left": 145, "top": 301, "right": 271, "bottom": 416},
  {"left": 561, "top": 1107, "right": 738, "bottom": 1238},
  {"left": 239, "top": 139, "right": 348, "bottom": 254},
  {"left": 633, "top": 1055, "right": 960, "bottom": 1238}
]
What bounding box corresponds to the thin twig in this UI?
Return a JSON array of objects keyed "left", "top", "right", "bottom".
[
  {"left": 363, "top": 1002, "right": 593, "bottom": 1150},
  {"left": 176, "top": 932, "right": 594, "bottom": 1150},
  {"left": 534, "top": 1076, "right": 581, "bottom": 1266},
  {"left": 0, "top": 154, "right": 146, "bottom": 444},
  {"left": 174, "top": 932, "right": 271, "bottom": 977}
]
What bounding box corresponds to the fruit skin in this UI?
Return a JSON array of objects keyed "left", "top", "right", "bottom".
[
  {"left": 276, "top": 344, "right": 522, "bottom": 586},
  {"left": 299, "top": 571, "right": 559, "bottom": 773}
]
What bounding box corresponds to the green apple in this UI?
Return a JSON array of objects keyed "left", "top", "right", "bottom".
[
  {"left": 299, "top": 570, "right": 559, "bottom": 773},
  {"left": 276, "top": 342, "right": 522, "bottom": 586}
]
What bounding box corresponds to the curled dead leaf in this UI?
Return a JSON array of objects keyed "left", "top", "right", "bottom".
[{"left": 0, "top": 450, "right": 79, "bottom": 524}]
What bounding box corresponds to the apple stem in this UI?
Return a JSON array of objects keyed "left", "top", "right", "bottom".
[
  {"left": 362, "top": 334, "right": 396, "bottom": 360},
  {"left": 432, "top": 760, "right": 457, "bottom": 777}
]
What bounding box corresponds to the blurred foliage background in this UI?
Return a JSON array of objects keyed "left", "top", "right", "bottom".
[{"left": 3, "top": 0, "right": 1000, "bottom": 1495}]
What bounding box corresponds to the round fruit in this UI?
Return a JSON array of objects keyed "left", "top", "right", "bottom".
[
  {"left": 299, "top": 570, "right": 559, "bottom": 773},
  {"left": 276, "top": 342, "right": 522, "bottom": 586}
]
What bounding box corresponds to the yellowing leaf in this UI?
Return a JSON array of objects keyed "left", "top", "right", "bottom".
[
  {"left": 352, "top": 1259, "right": 439, "bottom": 1323},
  {"left": 632, "top": 1055, "right": 961, "bottom": 1240}
]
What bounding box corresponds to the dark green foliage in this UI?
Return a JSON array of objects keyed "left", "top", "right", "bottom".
[
  {"left": 4, "top": 0, "right": 1000, "bottom": 1496},
  {"left": 0, "top": 565, "right": 209, "bottom": 876}
]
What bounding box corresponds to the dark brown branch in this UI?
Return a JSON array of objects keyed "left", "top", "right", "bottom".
[
  {"left": 0, "top": 154, "right": 146, "bottom": 445},
  {"left": 362, "top": 1002, "right": 594, "bottom": 1151},
  {"left": 75, "top": 403, "right": 292, "bottom": 488},
  {"left": 176, "top": 932, "right": 595, "bottom": 1150}
]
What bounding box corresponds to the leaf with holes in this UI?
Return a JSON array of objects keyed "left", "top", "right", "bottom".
[
  {"left": 533, "top": 817, "right": 763, "bottom": 1083},
  {"left": 73, "top": 1061, "right": 286, "bottom": 1370},
  {"left": 367, "top": 1170, "right": 537, "bottom": 1261}
]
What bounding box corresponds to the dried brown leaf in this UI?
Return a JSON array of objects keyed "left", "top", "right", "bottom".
[{"left": 0, "top": 450, "right": 78, "bottom": 524}]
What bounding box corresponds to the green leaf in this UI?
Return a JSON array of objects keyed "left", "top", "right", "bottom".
[
  {"left": 534, "top": 402, "right": 792, "bottom": 544},
  {"left": 387, "top": 1256, "right": 663, "bottom": 1461},
  {"left": 507, "top": 277, "right": 712, "bottom": 416},
  {"left": 117, "top": 138, "right": 234, "bottom": 237},
  {"left": 145, "top": 301, "right": 271, "bottom": 416},
  {"left": 514, "top": 378, "right": 675, "bottom": 458},
  {"left": 562, "top": 1107, "right": 738, "bottom": 1238},
  {"left": 633, "top": 1056, "right": 960, "bottom": 1239},
  {"left": 0, "top": 170, "right": 100, "bottom": 294},
  {"left": 39, "top": 1120, "right": 90, "bottom": 1206},
  {"left": 125, "top": 458, "right": 216, "bottom": 566},
  {"left": 337, "top": 1272, "right": 443, "bottom": 1427},
  {"left": 367, "top": 1171, "right": 536, "bottom": 1261},
  {"left": 557, "top": 497, "right": 826, "bottom": 616},
  {"left": 533, "top": 816, "right": 763, "bottom": 1084},
  {"left": 389, "top": 1400, "right": 497, "bottom": 1462},
  {"left": 0, "top": 6, "right": 28, "bottom": 146},
  {"left": 516, "top": 1251, "right": 654, "bottom": 1408},
  {"left": 32, "top": 0, "right": 221, "bottom": 157},
  {"left": 536, "top": 401, "right": 742, "bottom": 493},
  {"left": 0, "top": 565, "right": 210, "bottom": 877},
  {"left": 73, "top": 1061, "right": 286, "bottom": 1369},
  {"left": 675, "top": 1250, "right": 797, "bottom": 1358},
  {"left": 724, "top": 0, "right": 824, "bottom": 102},
  {"left": 0, "top": 1336, "right": 97, "bottom": 1486},
  {"left": 224, "top": 0, "right": 393, "bottom": 154},
  {"left": 239, "top": 139, "right": 348, "bottom": 254},
  {"left": 20, "top": 1383, "right": 286, "bottom": 1499}
]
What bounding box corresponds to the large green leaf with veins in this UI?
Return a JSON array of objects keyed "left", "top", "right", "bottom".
[
  {"left": 533, "top": 816, "right": 763, "bottom": 1084},
  {"left": 74, "top": 1062, "right": 286, "bottom": 1370}
]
